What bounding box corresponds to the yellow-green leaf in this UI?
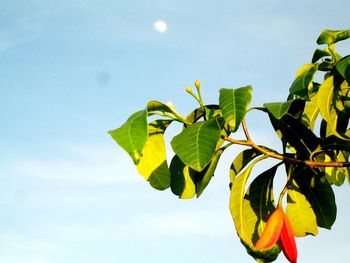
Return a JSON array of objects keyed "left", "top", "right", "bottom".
[
  {"left": 109, "top": 110, "right": 148, "bottom": 164},
  {"left": 136, "top": 120, "right": 171, "bottom": 190},
  {"left": 286, "top": 180, "right": 318, "bottom": 237}
]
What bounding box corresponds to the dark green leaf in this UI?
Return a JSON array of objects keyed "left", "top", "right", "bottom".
[
  {"left": 317, "top": 29, "right": 350, "bottom": 44},
  {"left": 269, "top": 114, "right": 319, "bottom": 159},
  {"left": 169, "top": 155, "right": 196, "bottom": 199},
  {"left": 294, "top": 167, "right": 337, "bottom": 229},
  {"left": 336, "top": 55, "right": 350, "bottom": 82},
  {"left": 264, "top": 99, "right": 305, "bottom": 120},
  {"left": 109, "top": 110, "right": 148, "bottom": 164},
  {"left": 171, "top": 118, "right": 222, "bottom": 172},
  {"left": 196, "top": 148, "right": 224, "bottom": 197},
  {"left": 312, "top": 49, "right": 331, "bottom": 63},
  {"left": 219, "top": 86, "right": 252, "bottom": 132}
]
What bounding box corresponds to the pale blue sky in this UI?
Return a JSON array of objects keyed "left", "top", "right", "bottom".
[{"left": 1, "top": 1, "right": 350, "bottom": 263}]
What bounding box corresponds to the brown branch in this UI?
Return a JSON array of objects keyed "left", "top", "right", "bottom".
[{"left": 223, "top": 136, "right": 350, "bottom": 168}]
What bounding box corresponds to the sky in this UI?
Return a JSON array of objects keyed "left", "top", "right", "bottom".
[{"left": 1, "top": 1, "right": 350, "bottom": 262}]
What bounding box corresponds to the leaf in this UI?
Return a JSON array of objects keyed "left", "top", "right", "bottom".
[
  {"left": 146, "top": 100, "right": 174, "bottom": 115},
  {"left": 109, "top": 110, "right": 148, "bottom": 164},
  {"left": 294, "top": 167, "right": 337, "bottom": 229},
  {"left": 317, "top": 75, "right": 346, "bottom": 139},
  {"left": 169, "top": 155, "right": 196, "bottom": 199},
  {"left": 301, "top": 94, "right": 319, "bottom": 131},
  {"left": 230, "top": 149, "right": 262, "bottom": 184},
  {"left": 264, "top": 99, "right": 305, "bottom": 120},
  {"left": 336, "top": 55, "right": 350, "bottom": 83},
  {"left": 325, "top": 153, "right": 348, "bottom": 186},
  {"left": 286, "top": 180, "right": 318, "bottom": 237},
  {"left": 185, "top": 104, "right": 221, "bottom": 124},
  {"left": 171, "top": 118, "right": 222, "bottom": 172},
  {"left": 196, "top": 148, "right": 224, "bottom": 197},
  {"left": 230, "top": 156, "right": 280, "bottom": 262},
  {"left": 289, "top": 64, "right": 318, "bottom": 99},
  {"left": 136, "top": 120, "right": 172, "bottom": 190},
  {"left": 270, "top": 114, "right": 319, "bottom": 159},
  {"left": 244, "top": 165, "right": 279, "bottom": 237},
  {"left": 312, "top": 49, "right": 331, "bottom": 63},
  {"left": 219, "top": 86, "right": 252, "bottom": 132},
  {"left": 317, "top": 29, "right": 350, "bottom": 44}
]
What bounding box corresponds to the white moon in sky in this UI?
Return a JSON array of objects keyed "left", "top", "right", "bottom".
[{"left": 153, "top": 20, "right": 168, "bottom": 33}]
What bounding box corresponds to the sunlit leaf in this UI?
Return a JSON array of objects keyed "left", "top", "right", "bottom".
[
  {"left": 286, "top": 180, "right": 318, "bottom": 237},
  {"left": 317, "top": 75, "right": 345, "bottom": 139},
  {"left": 317, "top": 29, "right": 350, "bottom": 44},
  {"left": 136, "top": 120, "right": 172, "bottom": 190},
  {"left": 325, "top": 153, "right": 347, "bottom": 186},
  {"left": 219, "top": 86, "right": 252, "bottom": 132},
  {"left": 289, "top": 64, "right": 318, "bottom": 99},
  {"left": 109, "top": 110, "right": 148, "bottom": 164},
  {"left": 302, "top": 94, "right": 319, "bottom": 131},
  {"left": 230, "top": 156, "right": 280, "bottom": 261},
  {"left": 171, "top": 118, "right": 222, "bottom": 172},
  {"left": 230, "top": 149, "right": 261, "bottom": 184}
]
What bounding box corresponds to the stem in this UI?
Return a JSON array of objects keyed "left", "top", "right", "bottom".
[{"left": 223, "top": 120, "right": 350, "bottom": 168}]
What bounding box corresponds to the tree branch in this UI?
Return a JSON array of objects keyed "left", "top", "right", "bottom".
[{"left": 223, "top": 136, "right": 350, "bottom": 168}]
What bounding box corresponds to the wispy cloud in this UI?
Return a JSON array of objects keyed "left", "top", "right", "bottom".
[{"left": 9, "top": 144, "right": 139, "bottom": 185}]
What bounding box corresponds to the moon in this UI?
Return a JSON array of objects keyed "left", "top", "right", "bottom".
[{"left": 153, "top": 20, "right": 168, "bottom": 33}]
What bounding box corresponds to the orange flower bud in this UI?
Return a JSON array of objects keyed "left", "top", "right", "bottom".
[
  {"left": 255, "top": 207, "right": 284, "bottom": 249},
  {"left": 279, "top": 214, "right": 298, "bottom": 263}
]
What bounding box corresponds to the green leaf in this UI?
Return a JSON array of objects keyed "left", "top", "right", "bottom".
[
  {"left": 294, "top": 167, "right": 337, "bottom": 229},
  {"left": 302, "top": 94, "right": 319, "bottom": 131},
  {"left": 169, "top": 155, "right": 196, "bottom": 199},
  {"left": 219, "top": 86, "right": 252, "bottom": 132},
  {"left": 196, "top": 148, "right": 224, "bottom": 197},
  {"left": 312, "top": 49, "right": 331, "bottom": 63},
  {"left": 270, "top": 114, "right": 319, "bottom": 159},
  {"left": 264, "top": 99, "right": 305, "bottom": 120},
  {"left": 109, "top": 110, "right": 148, "bottom": 164},
  {"left": 230, "top": 156, "right": 280, "bottom": 262},
  {"left": 317, "top": 75, "right": 345, "bottom": 139},
  {"left": 230, "top": 148, "right": 261, "bottom": 184},
  {"left": 171, "top": 118, "right": 222, "bottom": 172},
  {"left": 336, "top": 55, "right": 350, "bottom": 82},
  {"left": 289, "top": 64, "right": 318, "bottom": 99},
  {"left": 244, "top": 164, "right": 279, "bottom": 238},
  {"left": 286, "top": 180, "right": 318, "bottom": 237},
  {"left": 317, "top": 29, "right": 350, "bottom": 44},
  {"left": 146, "top": 100, "right": 174, "bottom": 115},
  {"left": 136, "top": 120, "right": 172, "bottom": 190},
  {"left": 170, "top": 148, "right": 223, "bottom": 198},
  {"left": 325, "top": 152, "right": 348, "bottom": 186}
]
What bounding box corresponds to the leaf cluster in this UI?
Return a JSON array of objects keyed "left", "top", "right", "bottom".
[{"left": 109, "top": 29, "right": 350, "bottom": 262}]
